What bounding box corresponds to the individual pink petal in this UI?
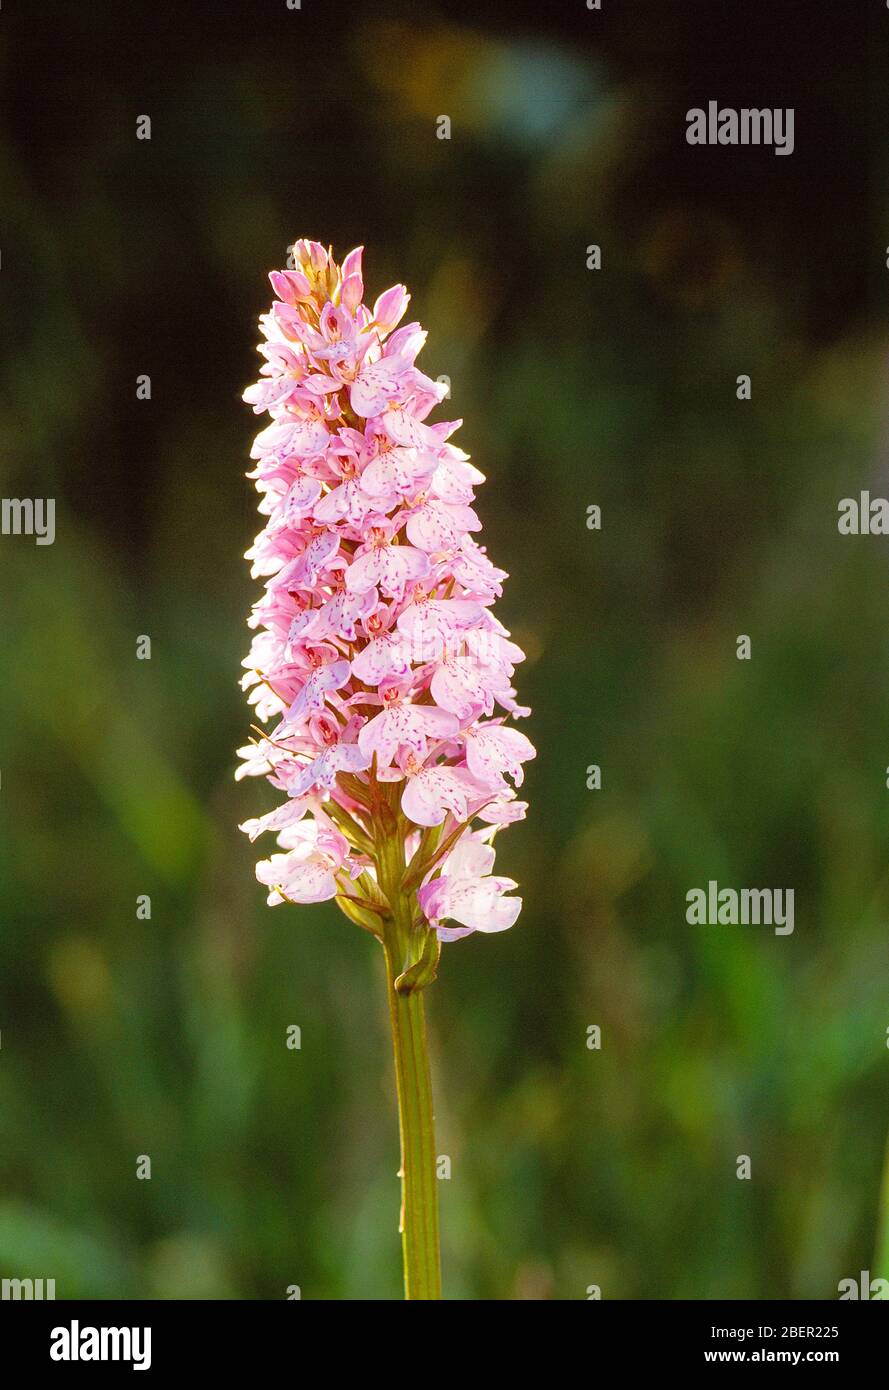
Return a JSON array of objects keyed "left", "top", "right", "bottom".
[
  {"left": 250, "top": 416, "right": 329, "bottom": 460},
  {"left": 439, "top": 879, "right": 521, "bottom": 937},
  {"left": 401, "top": 764, "right": 478, "bottom": 828},
  {"left": 276, "top": 658, "right": 351, "bottom": 733},
  {"left": 350, "top": 359, "right": 408, "bottom": 417},
  {"left": 381, "top": 407, "right": 443, "bottom": 451},
  {"left": 430, "top": 654, "right": 494, "bottom": 719},
  {"left": 406, "top": 500, "right": 481, "bottom": 552},
  {"left": 269, "top": 269, "right": 312, "bottom": 304},
  {"left": 464, "top": 723, "right": 536, "bottom": 788},
  {"left": 397, "top": 597, "right": 482, "bottom": 643},
  {"left": 350, "top": 632, "right": 410, "bottom": 683},
  {"left": 256, "top": 851, "right": 339, "bottom": 905}
]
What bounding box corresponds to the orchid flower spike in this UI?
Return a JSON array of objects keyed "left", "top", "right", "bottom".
[{"left": 239, "top": 239, "right": 534, "bottom": 948}]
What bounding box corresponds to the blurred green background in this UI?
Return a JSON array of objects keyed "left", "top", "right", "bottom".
[{"left": 1, "top": 0, "right": 889, "bottom": 1298}]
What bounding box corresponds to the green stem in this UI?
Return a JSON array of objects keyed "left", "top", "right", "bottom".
[{"left": 378, "top": 831, "right": 442, "bottom": 1300}]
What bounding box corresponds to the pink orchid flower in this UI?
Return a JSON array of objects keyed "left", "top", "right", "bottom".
[
  {"left": 344, "top": 520, "right": 430, "bottom": 599},
  {"left": 274, "top": 648, "right": 351, "bottom": 735},
  {"left": 418, "top": 834, "right": 522, "bottom": 941},
  {"left": 349, "top": 603, "right": 413, "bottom": 684},
  {"left": 359, "top": 430, "right": 438, "bottom": 502},
  {"left": 357, "top": 680, "right": 458, "bottom": 771},
  {"left": 345, "top": 325, "right": 427, "bottom": 418},
  {"left": 255, "top": 820, "right": 353, "bottom": 905},
  {"left": 393, "top": 751, "right": 488, "bottom": 828},
  {"left": 462, "top": 720, "right": 537, "bottom": 790}
]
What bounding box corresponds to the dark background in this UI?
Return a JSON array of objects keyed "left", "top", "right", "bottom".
[{"left": 1, "top": 0, "right": 888, "bottom": 1298}]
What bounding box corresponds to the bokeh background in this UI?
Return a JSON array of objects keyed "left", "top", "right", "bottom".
[{"left": 1, "top": 0, "right": 888, "bottom": 1299}]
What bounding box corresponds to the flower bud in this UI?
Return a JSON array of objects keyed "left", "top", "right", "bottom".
[{"left": 373, "top": 283, "right": 409, "bottom": 333}]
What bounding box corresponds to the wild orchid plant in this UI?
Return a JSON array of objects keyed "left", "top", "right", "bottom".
[{"left": 237, "top": 240, "right": 534, "bottom": 1299}]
